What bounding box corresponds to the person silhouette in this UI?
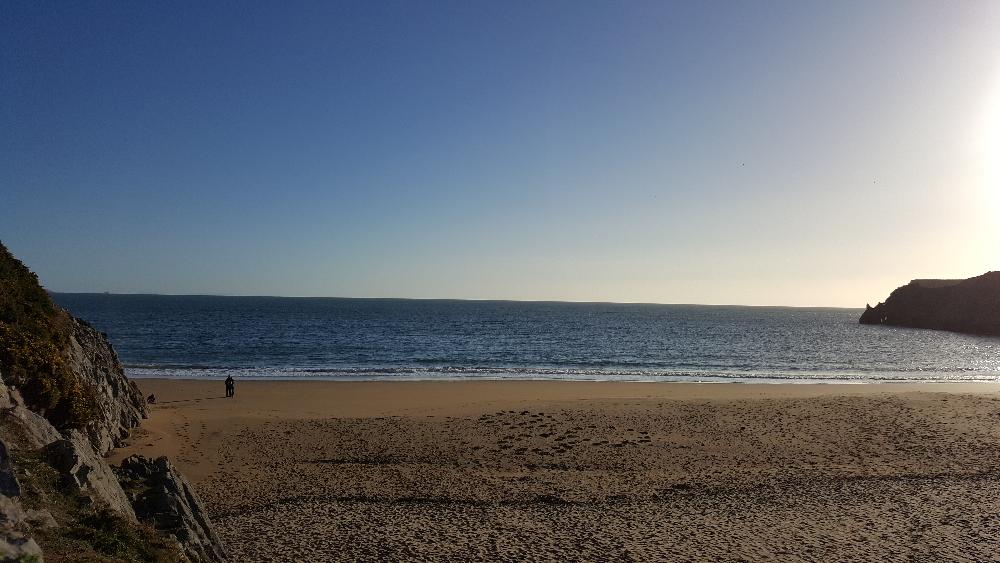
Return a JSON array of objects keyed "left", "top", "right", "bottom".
[{"left": 225, "top": 375, "right": 235, "bottom": 398}]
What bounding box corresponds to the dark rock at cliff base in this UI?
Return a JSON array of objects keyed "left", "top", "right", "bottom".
[
  {"left": 860, "top": 272, "right": 1000, "bottom": 335},
  {"left": 116, "top": 455, "right": 228, "bottom": 563},
  {"left": 0, "top": 441, "right": 19, "bottom": 498}
]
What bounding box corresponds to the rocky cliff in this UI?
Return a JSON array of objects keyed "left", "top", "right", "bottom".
[
  {"left": 0, "top": 242, "right": 227, "bottom": 562},
  {"left": 65, "top": 316, "right": 148, "bottom": 455},
  {"left": 860, "top": 272, "right": 1000, "bottom": 335},
  {"left": 117, "top": 455, "right": 229, "bottom": 562}
]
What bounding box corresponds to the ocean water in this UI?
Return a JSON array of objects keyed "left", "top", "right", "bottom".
[{"left": 52, "top": 293, "right": 1000, "bottom": 383}]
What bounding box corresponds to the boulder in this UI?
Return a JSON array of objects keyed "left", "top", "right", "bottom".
[
  {"left": 116, "top": 455, "right": 228, "bottom": 563},
  {"left": 43, "top": 432, "right": 136, "bottom": 521},
  {"left": 25, "top": 508, "right": 58, "bottom": 530},
  {"left": 0, "top": 495, "right": 27, "bottom": 525},
  {"left": 0, "top": 531, "right": 42, "bottom": 562}
]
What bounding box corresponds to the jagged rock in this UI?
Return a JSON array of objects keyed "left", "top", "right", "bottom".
[
  {"left": 3, "top": 299, "right": 144, "bottom": 451},
  {"left": 0, "top": 441, "right": 18, "bottom": 498},
  {"left": 1, "top": 384, "right": 64, "bottom": 451},
  {"left": 0, "top": 431, "right": 44, "bottom": 562},
  {"left": 2, "top": 406, "right": 64, "bottom": 452},
  {"left": 65, "top": 317, "right": 147, "bottom": 455},
  {"left": 858, "top": 303, "right": 886, "bottom": 325},
  {"left": 0, "top": 531, "right": 42, "bottom": 562},
  {"left": 43, "top": 432, "right": 136, "bottom": 521},
  {"left": 0, "top": 304, "right": 145, "bottom": 455},
  {"left": 1, "top": 492, "right": 43, "bottom": 562},
  {"left": 0, "top": 495, "right": 26, "bottom": 525},
  {"left": 859, "top": 273, "right": 1000, "bottom": 335},
  {"left": 2, "top": 244, "right": 190, "bottom": 561},
  {"left": 25, "top": 508, "right": 57, "bottom": 530},
  {"left": 117, "top": 455, "right": 227, "bottom": 563}
]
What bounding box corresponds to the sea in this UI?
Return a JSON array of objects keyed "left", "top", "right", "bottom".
[{"left": 52, "top": 293, "right": 1000, "bottom": 383}]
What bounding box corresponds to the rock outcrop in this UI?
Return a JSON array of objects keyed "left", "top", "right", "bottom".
[
  {"left": 116, "top": 455, "right": 228, "bottom": 563},
  {"left": 1, "top": 384, "right": 65, "bottom": 451},
  {"left": 1, "top": 437, "right": 44, "bottom": 562},
  {"left": 860, "top": 272, "right": 1000, "bottom": 335},
  {"left": 66, "top": 317, "right": 147, "bottom": 455},
  {"left": 2, "top": 321, "right": 139, "bottom": 522},
  {"left": 44, "top": 432, "right": 137, "bottom": 521},
  {"left": 1, "top": 381, "right": 46, "bottom": 561},
  {"left": 0, "top": 527, "right": 43, "bottom": 562},
  {"left": 0, "top": 242, "right": 227, "bottom": 561}
]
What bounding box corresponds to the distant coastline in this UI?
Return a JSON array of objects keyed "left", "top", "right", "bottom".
[{"left": 47, "top": 291, "right": 861, "bottom": 310}]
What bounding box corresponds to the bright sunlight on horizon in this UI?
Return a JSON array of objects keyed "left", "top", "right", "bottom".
[{"left": 3, "top": 1, "right": 1000, "bottom": 307}]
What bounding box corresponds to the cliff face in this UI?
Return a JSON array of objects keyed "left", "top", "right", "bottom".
[
  {"left": 66, "top": 316, "right": 147, "bottom": 455},
  {"left": 0, "top": 243, "right": 226, "bottom": 562},
  {"left": 860, "top": 272, "right": 1000, "bottom": 335}
]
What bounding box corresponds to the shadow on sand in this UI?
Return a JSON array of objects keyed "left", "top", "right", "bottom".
[{"left": 155, "top": 396, "right": 229, "bottom": 405}]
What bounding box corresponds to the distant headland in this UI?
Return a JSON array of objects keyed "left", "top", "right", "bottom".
[{"left": 860, "top": 272, "right": 1000, "bottom": 335}]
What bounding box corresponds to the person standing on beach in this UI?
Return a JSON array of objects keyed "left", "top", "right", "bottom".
[{"left": 225, "top": 375, "right": 235, "bottom": 398}]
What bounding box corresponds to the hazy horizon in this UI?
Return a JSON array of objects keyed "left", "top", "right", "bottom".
[
  {"left": 47, "top": 289, "right": 870, "bottom": 309},
  {"left": 4, "top": 1, "right": 999, "bottom": 307}
]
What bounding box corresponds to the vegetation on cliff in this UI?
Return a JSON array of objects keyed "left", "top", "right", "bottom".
[
  {"left": 10, "top": 448, "right": 182, "bottom": 562},
  {"left": 0, "top": 242, "right": 96, "bottom": 429},
  {"left": 2, "top": 244, "right": 194, "bottom": 562}
]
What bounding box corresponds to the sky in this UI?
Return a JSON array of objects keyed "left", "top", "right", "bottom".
[{"left": 2, "top": 1, "right": 999, "bottom": 307}]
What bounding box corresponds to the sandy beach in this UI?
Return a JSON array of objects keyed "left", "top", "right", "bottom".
[{"left": 113, "top": 380, "right": 1000, "bottom": 561}]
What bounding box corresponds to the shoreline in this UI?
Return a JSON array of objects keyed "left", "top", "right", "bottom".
[
  {"left": 121, "top": 378, "right": 1000, "bottom": 402},
  {"left": 125, "top": 373, "right": 1000, "bottom": 384}
]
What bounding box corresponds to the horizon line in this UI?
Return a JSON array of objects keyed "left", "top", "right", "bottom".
[{"left": 48, "top": 290, "right": 862, "bottom": 310}]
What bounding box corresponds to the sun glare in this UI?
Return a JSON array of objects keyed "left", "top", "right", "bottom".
[{"left": 979, "top": 69, "right": 1000, "bottom": 267}]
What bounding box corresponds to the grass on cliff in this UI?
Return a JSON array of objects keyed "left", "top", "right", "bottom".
[
  {"left": 0, "top": 241, "right": 96, "bottom": 429},
  {"left": 70, "top": 510, "right": 181, "bottom": 563},
  {"left": 8, "top": 449, "right": 183, "bottom": 563}
]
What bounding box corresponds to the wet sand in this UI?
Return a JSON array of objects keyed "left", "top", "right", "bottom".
[{"left": 116, "top": 380, "right": 1000, "bottom": 561}]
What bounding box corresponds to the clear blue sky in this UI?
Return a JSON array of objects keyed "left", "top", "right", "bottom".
[{"left": 3, "top": 1, "right": 999, "bottom": 306}]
